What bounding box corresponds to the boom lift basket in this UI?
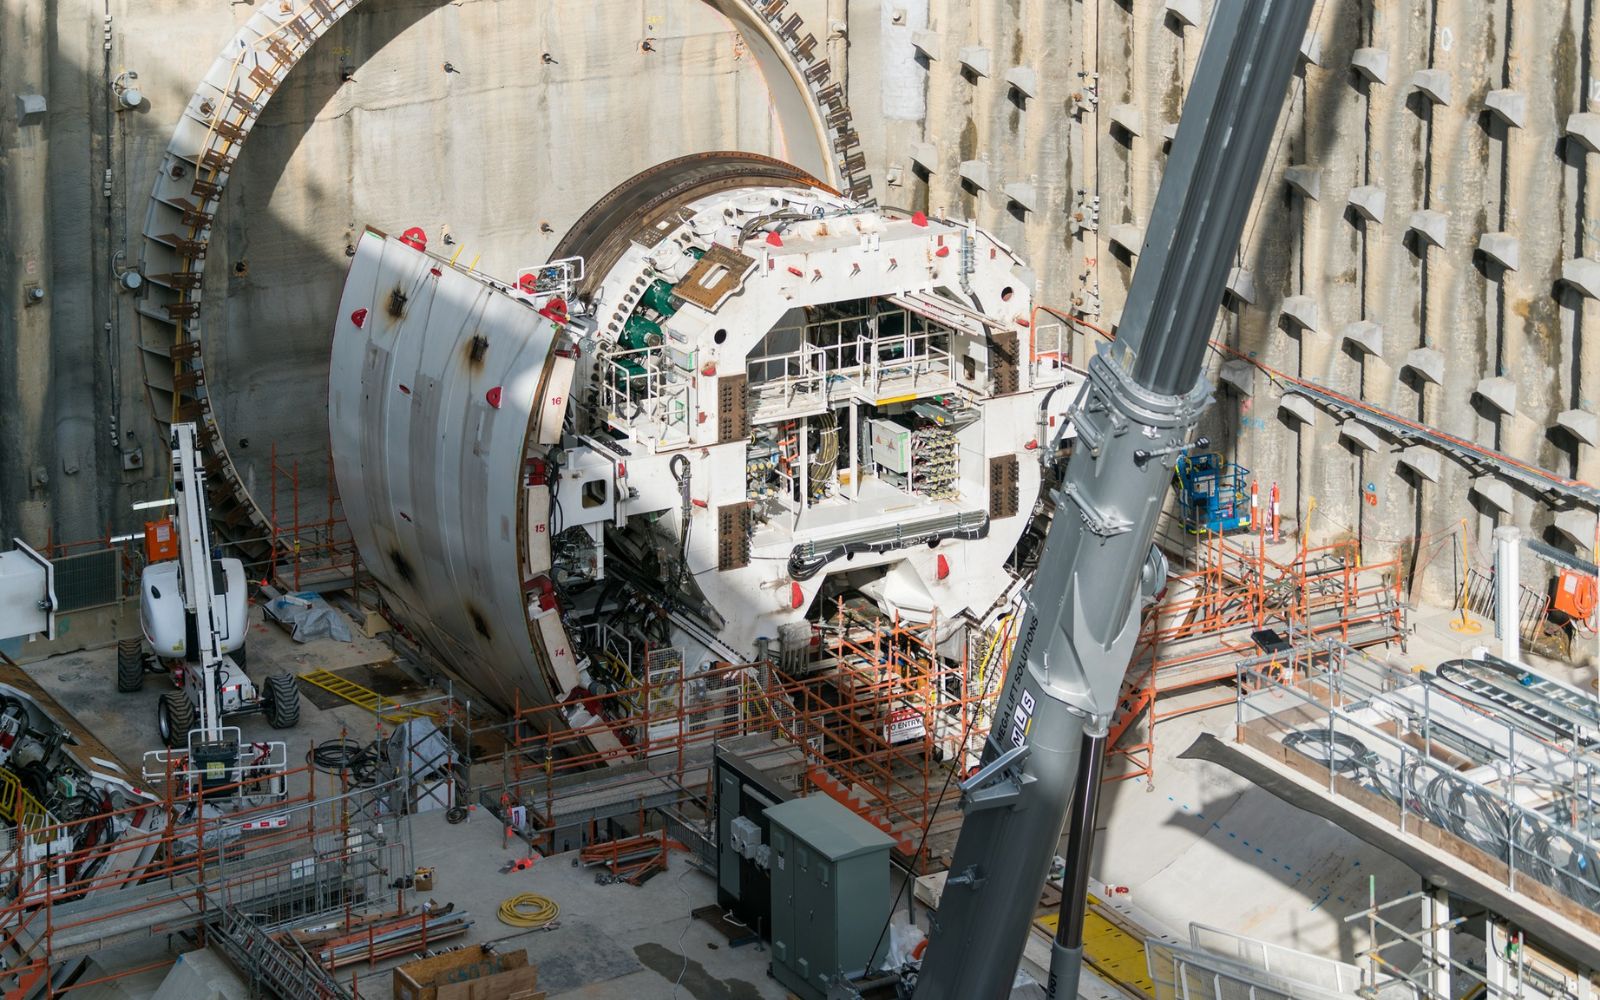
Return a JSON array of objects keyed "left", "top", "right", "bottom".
[{"left": 1174, "top": 452, "right": 1251, "bottom": 534}]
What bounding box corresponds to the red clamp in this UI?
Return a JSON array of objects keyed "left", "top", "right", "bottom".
[
  {"left": 524, "top": 574, "right": 559, "bottom": 612},
  {"left": 539, "top": 296, "right": 569, "bottom": 324}
]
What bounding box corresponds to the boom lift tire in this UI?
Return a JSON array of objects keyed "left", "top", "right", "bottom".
[
  {"left": 116, "top": 638, "right": 145, "bottom": 693},
  {"left": 264, "top": 673, "right": 301, "bottom": 729},
  {"left": 231, "top": 642, "right": 247, "bottom": 673},
  {"left": 158, "top": 692, "right": 195, "bottom": 748}
]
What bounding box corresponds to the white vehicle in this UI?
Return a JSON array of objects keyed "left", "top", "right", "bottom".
[
  {"left": 128, "top": 424, "right": 298, "bottom": 799},
  {"left": 137, "top": 558, "right": 247, "bottom": 665}
]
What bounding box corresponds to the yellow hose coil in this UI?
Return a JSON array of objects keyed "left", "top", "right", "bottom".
[{"left": 497, "top": 892, "right": 560, "bottom": 929}]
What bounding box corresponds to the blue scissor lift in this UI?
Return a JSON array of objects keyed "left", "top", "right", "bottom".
[{"left": 1173, "top": 451, "right": 1252, "bottom": 534}]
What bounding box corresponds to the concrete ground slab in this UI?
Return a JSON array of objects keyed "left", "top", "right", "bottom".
[
  {"left": 349, "top": 808, "right": 791, "bottom": 1000},
  {"left": 150, "top": 947, "right": 250, "bottom": 1000},
  {"left": 68, "top": 944, "right": 186, "bottom": 1000},
  {"left": 14, "top": 582, "right": 1600, "bottom": 996}
]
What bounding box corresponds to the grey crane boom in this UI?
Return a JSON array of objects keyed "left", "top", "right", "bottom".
[{"left": 910, "top": 2, "right": 1315, "bottom": 997}]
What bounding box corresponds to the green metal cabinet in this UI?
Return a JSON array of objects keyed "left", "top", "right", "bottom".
[{"left": 765, "top": 796, "right": 894, "bottom": 1000}]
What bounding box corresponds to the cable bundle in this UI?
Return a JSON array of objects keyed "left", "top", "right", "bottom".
[{"left": 307, "top": 738, "right": 381, "bottom": 785}]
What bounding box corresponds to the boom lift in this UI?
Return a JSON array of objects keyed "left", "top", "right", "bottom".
[
  {"left": 909, "top": 2, "right": 1314, "bottom": 997},
  {"left": 133, "top": 423, "right": 298, "bottom": 799}
]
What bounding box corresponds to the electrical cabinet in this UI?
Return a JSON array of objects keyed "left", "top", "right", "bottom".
[
  {"left": 765, "top": 796, "right": 893, "bottom": 1000},
  {"left": 868, "top": 418, "right": 912, "bottom": 474},
  {"left": 714, "top": 748, "right": 791, "bottom": 936}
]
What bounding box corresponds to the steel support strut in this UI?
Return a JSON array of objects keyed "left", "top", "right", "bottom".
[
  {"left": 1049, "top": 731, "right": 1107, "bottom": 1000},
  {"left": 912, "top": 1, "right": 1313, "bottom": 997}
]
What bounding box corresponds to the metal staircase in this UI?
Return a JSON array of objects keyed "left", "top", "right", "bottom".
[
  {"left": 206, "top": 906, "right": 350, "bottom": 1000},
  {"left": 806, "top": 767, "right": 919, "bottom": 856}
]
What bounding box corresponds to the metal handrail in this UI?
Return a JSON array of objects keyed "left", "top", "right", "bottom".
[{"left": 1236, "top": 642, "right": 1600, "bottom": 912}]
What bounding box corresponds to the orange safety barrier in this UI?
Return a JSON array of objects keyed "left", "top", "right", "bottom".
[{"left": 579, "top": 830, "right": 689, "bottom": 884}]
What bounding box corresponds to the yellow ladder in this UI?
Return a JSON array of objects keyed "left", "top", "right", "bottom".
[{"left": 299, "top": 669, "right": 424, "bottom": 724}]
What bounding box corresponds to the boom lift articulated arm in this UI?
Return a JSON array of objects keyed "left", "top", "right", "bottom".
[
  {"left": 912, "top": 3, "right": 1315, "bottom": 997},
  {"left": 170, "top": 423, "right": 228, "bottom": 738}
]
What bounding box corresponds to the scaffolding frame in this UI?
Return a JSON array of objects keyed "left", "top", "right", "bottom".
[
  {"left": 1341, "top": 882, "right": 1595, "bottom": 1000},
  {"left": 267, "top": 443, "right": 361, "bottom": 593},
  {"left": 498, "top": 609, "right": 989, "bottom": 871},
  {"left": 1107, "top": 532, "right": 1406, "bottom": 783},
  {"left": 0, "top": 755, "right": 414, "bottom": 999}
]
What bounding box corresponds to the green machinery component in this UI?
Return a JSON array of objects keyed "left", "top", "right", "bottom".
[
  {"left": 620, "top": 314, "right": 663, "bottom": 350},
  {"left": 641, "top": 279, "right": 679, "bottom": 318}
]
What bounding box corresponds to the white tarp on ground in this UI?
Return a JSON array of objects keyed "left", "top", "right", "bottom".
[{"left": 261, "top": 588, "right": 353, "bottom": 643}]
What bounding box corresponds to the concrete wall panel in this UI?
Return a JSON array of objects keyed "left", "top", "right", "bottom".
[{"left": 6, "top": 0, "right": 1600, "bottom": 609}]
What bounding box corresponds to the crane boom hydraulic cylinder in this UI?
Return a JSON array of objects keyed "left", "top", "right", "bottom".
[{"left": 911, "top": 2, "right": 1314, "bottom": 997}]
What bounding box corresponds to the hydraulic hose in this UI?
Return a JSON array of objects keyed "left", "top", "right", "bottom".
[
  {"left": 787, "top": 518, "right": 990, "bottom": 581},
  {"left": 498, "top": 892, "right": 560, "bottom": 929}
]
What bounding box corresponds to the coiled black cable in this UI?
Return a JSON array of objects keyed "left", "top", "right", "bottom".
[
  {"left": 1282, "top": 729, "right": 1369, "bottom": 775},
  {"left": 1518, "top": 822, "right": 1566, "bottom": 892},
  {"left": 1284, "top": 731, "right": 1598, "bottom": 909},
  {"left": 1443, "top": 779, "right": 1510, "bottom": 861},
  {"left": 307, "top": 738, "right": 381, "bottom": 785}
]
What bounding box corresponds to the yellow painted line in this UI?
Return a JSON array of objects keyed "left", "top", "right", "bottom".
[
  {"left": 875, "top": 392, "right": 920, "bottom": 405},
  {"left": 1035, "top": 897, "right": 1154, "bottom": 998},
  {"left": 299, "top": 668, "right": 423, "bottom": 723}
]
